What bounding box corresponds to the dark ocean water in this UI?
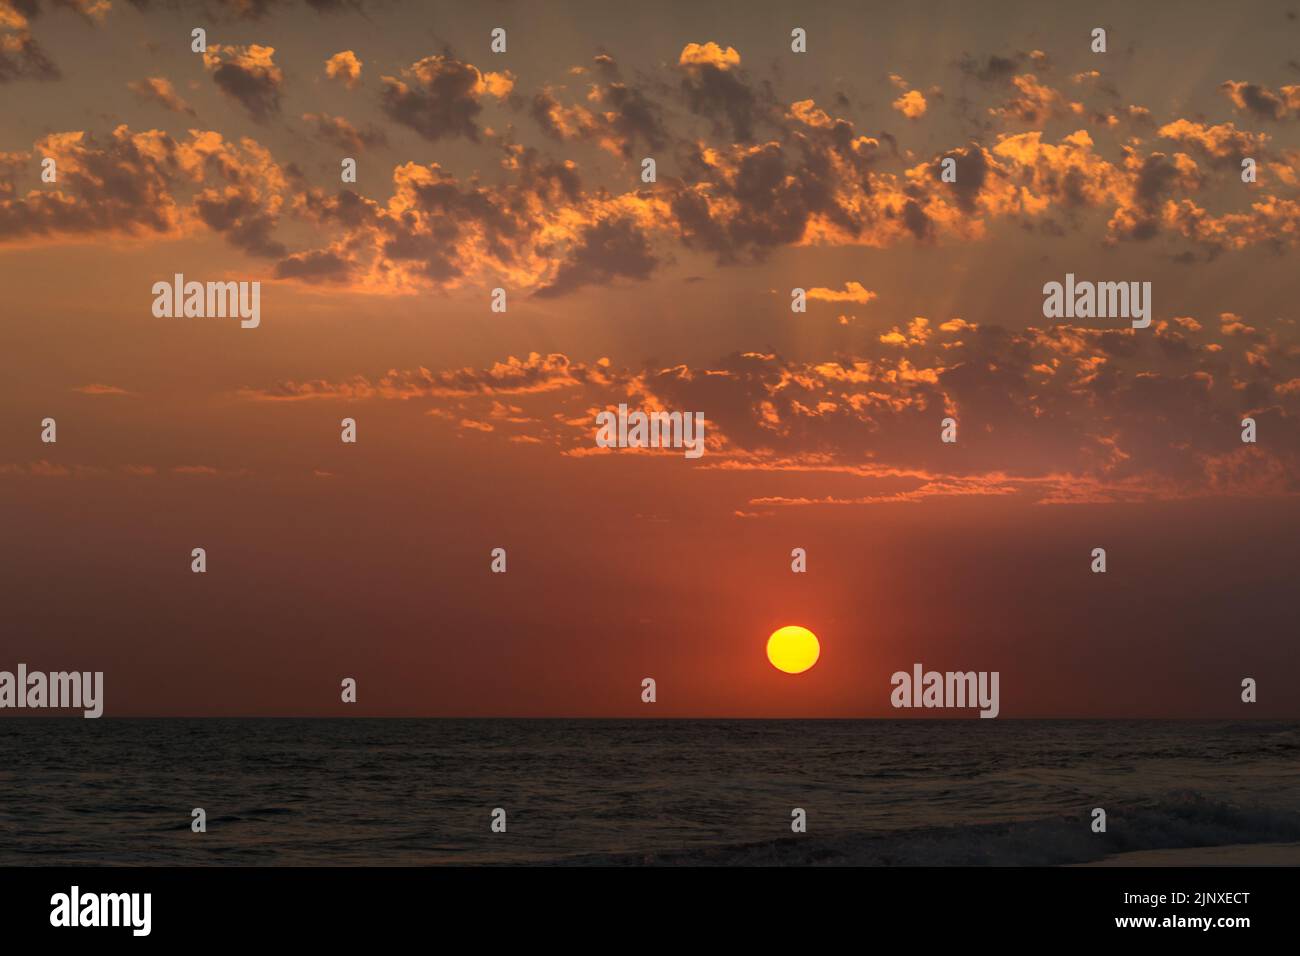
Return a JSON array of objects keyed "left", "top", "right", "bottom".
[{"left": 1, "top": 719, "right": 1297, "bottom": 865}]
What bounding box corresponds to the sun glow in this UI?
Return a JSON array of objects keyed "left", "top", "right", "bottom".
[{"left": 766, "top": 625, "right": 820, "bottom": 674}]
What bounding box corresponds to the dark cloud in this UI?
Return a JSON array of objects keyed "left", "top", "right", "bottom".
[
  {"left": 667, "top": 99, "right": 896, "bottom": 263},
  {"left": 1220, "top": 80, "right": 1300, "bottom": 120},
  {"left": 248, "top": 316, "right": 1300, "bottom": 501},
  {"left": 6, "top": 36, "right": 1297, "bottom": 295},
  {"left": 532, "top": 77, "right": 668, "bottom": 159},
  {"left": 933, "top": 143, "right": 992, "bottom": 213},
  {"left": 126, "top": 0, "right": 361, "bottom": 18},
  {"left": 529, "top": 54, "right": 669, "bottom": 159},
  {"left": 678, "top": 42, "right": 765, "bottom": 142},
  {"left": 0, "top": 126, "right": 291, "bottom": 261},
  {"left": 0, "top": 30, "right": 60, "bottom": 83},
  {"left": 379, "top": 55, "right": 507, "bottom": 142},
  {"left": 671, "top": 140, "right": 812, "bottom": 261},
  {"left": 274, "top": 248, "right": 350, "bottom": 282},
  {"left": 193, "top": 188, "right": 286, "bottom": 257},
  {"left": 0, "top": 128, "right": 180, "bottom": 240},
  {"left": 287, "top": 152, "right": 561, "bottom": 289},
  {"left": 302, "top": 112, "right": 387, "bottom": 152},
  {"left": 1114, "top": 150, "right": 1195, "bottom": 241},
  {"left": 958, "top": 51, "right": 1045, "bottom": 84},
  {"left": 529, "top": 89, "right": 595, "bottom": 141},
  {"left": 202, "top": 44, "right": 284, "bottom": 121},
  {"left": 900, "top": 198, "right": 931, "bottom": 238},
  {"left": 601, "top": 84, "right": 668, "bottom": 156},
  {"left": 534, "top": 216, "right": 657, "bottom": 297}
]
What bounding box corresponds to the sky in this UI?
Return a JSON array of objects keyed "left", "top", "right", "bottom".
[{"left": 1, "top": 0, "right": 1298, "bottom": 717}]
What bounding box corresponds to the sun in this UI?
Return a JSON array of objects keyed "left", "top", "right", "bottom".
[{"left": 766, "top": 625, "right": 820, "bottom": 674}]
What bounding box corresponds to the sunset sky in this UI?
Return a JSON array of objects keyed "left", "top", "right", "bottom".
[{"left": 2, "top": 0, "right": 1298, "bottom": 717}]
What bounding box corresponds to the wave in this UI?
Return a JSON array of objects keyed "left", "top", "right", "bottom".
[{"left": 549, "top": 793, "right": 1300, "bottom": 866}]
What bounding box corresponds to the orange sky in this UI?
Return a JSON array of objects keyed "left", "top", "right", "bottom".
[{"left": 1, "top": 0, "right": 1298, "bottom": 717}]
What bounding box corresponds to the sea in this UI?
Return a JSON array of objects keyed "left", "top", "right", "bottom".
[{"left": 1, "top": 718, "right": 1297, "bottom": 866}]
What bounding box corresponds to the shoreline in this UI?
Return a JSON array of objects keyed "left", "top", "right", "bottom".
[{"left": 1076, "top": 842, "right": 1300, "bottom": 867}]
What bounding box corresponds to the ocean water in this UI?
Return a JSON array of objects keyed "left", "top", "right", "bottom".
[{"left": 1, "top": 719, "right": 1297, "bottom": 865}]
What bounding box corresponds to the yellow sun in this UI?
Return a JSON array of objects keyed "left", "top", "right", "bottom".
[{"left": 766, "top": 625, "right": 820, "bottom": 674}]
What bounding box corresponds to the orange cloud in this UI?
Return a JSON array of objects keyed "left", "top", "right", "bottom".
[
  {"left": 1220, "top": 80, "right": 1300, "bottom": 121},
  {"left": 324, "top": 50, "right": 362, "bottom": 90},
  {"left": 379, "top": 56, "right": 510, "bottom": 143},
  {"left": 1157, "top": 119, "right": 1268, "bottom": 164},
  {"left": 805, "top": 282, "right": 877, "bottom": 304},
  {"left": 73, "top": 383, "right": 133, "bottom": 396},
  {"left": 892, "top": 89, "right": 927, "bottom": 119},
  {"left": 989, "top": 74, "right": 1081, "bottom": 123},
  {"left": 202, "top": 44, "right": 284, "bottom": 121},
  {"left": 232, "top": 312, "right": 1300, "bottom": 505},
  {"left": 678, "top": 42, "right": 740, "bottom": 69},
  {"left": 127, "top": 76, "right": 195, "bottom": 116},
  {"left": 4, "top": 48, "right": 1298, "bottom": 290}
]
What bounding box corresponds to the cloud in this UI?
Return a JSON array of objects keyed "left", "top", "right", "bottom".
[
  {"left": 127, "top": 76, "right": 196, "bottom": 116},
  {"left": 0, "top": 126, "right": 289, "bottom": 256},
  {"left": 324, "top": 49, "right": 361, "bottom": 89},
  {"left": 202, "top": 44, "right": 284, "bottom": 121},
  {"left": 529, "top": 54, "right": 667, "bottom": 158},
  {"left": 281, "top": 140, "right": 651, "bottom": 294},
  {"left": 234, "top": 311, "right": 1300, "bottom": 503},
  {"left": 989, "top": 74, "right": 1081, "bottom": 124},
  {"left": 0, "top": 0, "right": 109, "bottom": 83},
  {"left": 0, "top": 459, "right": 70, "bottom": 477},
  {"left": 678, "top": 41, "right": 763, "bottom": 141},
  {"left": 0, "top": 21, "right": 59, "bottom": 83},
  {"left": 533, "top": 216, "right": 658, "bottom": 297},
  {"left": 1220, "top": 80, "right": 1300, "bottom": 121},
  {"left": 679, "top": 41, "right": 740, "bottom": 70},
  {"left": 128, "top": 0, "right": 361, "bottom": 20},
  {"left": 1158, "top": 119, "right": 1268, "bottom": 165},
  {"left": 958, "top": 50, "right": 1049, "bottom": 84},
  {"left": 0, "top": 459, "right": 251, "bottom": 480},
  {"left": 929, "top": 143, "right": 994, "bottom": 214},
  {"left": 669, "top": 123, "right": 891, "bottom": 261},
  {"left": 193, "top": 185, "right": 286, "bottom": 257},
  {"left": 805, "top": 282, "right": 877, "bottom": 304},
  {"left": 379, "top": 55, "right": 512, "bottom": 142},
  {"left": 61, "top": 0, "right": 112, "bottom": 23},
  {"left": 73, "top": 383, "right": 133, "bottom": 396},
  {"left": 750, "top": 475, "right": 1024, "bottom": 507},
  {"left": 1163, "top": 194, "right": 1300, "bottom": 254},
  {"left": 892, "top": 89, "right": 927, "bottom": 119},
  {"left": 273, "top": 246, "right": 351, "bottom": 283},
  {"left": 241, "top": 351, "right": 610, "bottom": 401},
  {"left": 0, "top": 127, "right": 184, "bottom": 242},
  {"left": 530, "top": 89, "right": 600, "bottom": 141},
  {"left": 302, "top": 112, "right": 387, "bottom": 152},
  {"left": 879, "top": 316, "right": 933, "bottom": 346},
  {"left": 1219, "top": 311, "right": 1260, "bottom": 339},
  {"left": 5, "top": 40, "right": 1299, "bottom": 288},
  {"left": 269, "top": 89, "right": 1300, "bottom": 291}
]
